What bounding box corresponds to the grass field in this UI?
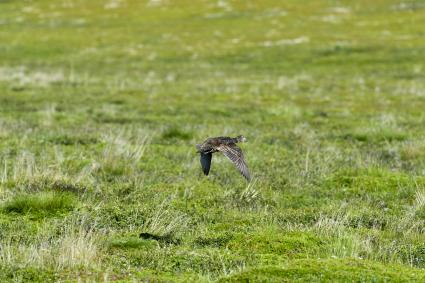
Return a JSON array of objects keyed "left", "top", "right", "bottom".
[{"left": 1, "top": 0, "right": 425, "bottom": 282}]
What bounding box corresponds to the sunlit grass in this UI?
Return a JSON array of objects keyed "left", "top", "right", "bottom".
[{"left": 0, "top": 0, "right": 424, "bottom": 281}]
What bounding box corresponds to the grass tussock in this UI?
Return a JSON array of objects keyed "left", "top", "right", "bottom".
[
  {"left": 2, "top": 192, "right": 76, "bottom": 216},
  {"left": 0, "top": 222, "right": 101, "bottom": 272},
  {"left": 140, "top": 198, "right": 190, "bottom": 241}
]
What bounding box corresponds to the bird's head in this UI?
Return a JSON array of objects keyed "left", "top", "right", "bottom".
[{"left": 236, "top": 135, "right": 247, "bottom": 142}]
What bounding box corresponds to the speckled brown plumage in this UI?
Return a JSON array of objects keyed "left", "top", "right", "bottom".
[{"left": 196, "top": 135, "right": 251, "bottom": 181}]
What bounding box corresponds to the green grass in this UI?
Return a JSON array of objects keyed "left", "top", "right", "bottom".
[
  {"left": 219, "top": 258, "right": 425, "bottom": 282},
  {"left": 0, "top": 0, "right": 425, "bottom": 281},
  {"left": 2, "top": 192, "right": 76, "bottom": 216}
]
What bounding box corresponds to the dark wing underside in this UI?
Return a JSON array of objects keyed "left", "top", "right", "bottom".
[
  {"left": 217, "top": 144, "right": 251, "bottom": 181},
  {"left": 200, "top": 152, "right": 212, "bottom": 175}
]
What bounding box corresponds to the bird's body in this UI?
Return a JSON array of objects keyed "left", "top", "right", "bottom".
[{"left": 196, "top": 135, "right": 251, "bottom": 181}]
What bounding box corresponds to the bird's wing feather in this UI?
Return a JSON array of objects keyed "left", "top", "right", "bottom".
[
  {"left": 217, "top": 144, "right": 251, "bottom": 181},
  {"left": 200, "top": 152, "right": 212, "bottom": 175}
]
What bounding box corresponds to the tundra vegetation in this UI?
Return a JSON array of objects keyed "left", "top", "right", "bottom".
[{"left": 0, "top": 0, "right": 424, "bottom": 282}]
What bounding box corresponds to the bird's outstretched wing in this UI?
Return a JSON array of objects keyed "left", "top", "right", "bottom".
[
  {"left": 217, "top": 144, "right": 251, "bottom": 181},
  {"left": 200, "top": 152, "right": 212, "bottom": 175}
]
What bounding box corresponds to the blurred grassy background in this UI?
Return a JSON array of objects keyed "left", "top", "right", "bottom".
[{"left": 0, "top": 0, "right": 424, "bottom": 282}]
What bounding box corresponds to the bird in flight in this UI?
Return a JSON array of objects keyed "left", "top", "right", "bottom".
[{"left": 196, "top": 135, "right": 251, "bottom": 181}]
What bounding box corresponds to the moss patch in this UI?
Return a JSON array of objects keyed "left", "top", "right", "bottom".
[
  {"left": 219, "top": 258, "right": 425, "bottom": 282},
  {"left": 228, "top": 230, "right": 324, "bottom": 258}
]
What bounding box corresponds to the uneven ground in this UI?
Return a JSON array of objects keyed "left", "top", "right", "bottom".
[{"left": 0, "top": 0, "right": 425, "bottom": 282}]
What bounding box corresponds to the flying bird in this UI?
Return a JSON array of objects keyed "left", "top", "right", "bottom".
[{"left": 196, "top": 135, "right": 251, "bottom": 181}]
